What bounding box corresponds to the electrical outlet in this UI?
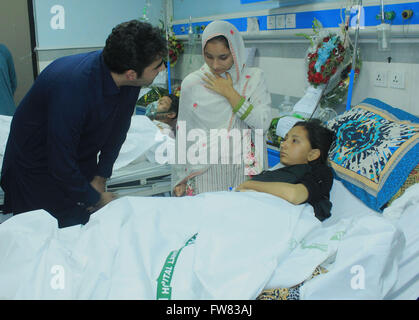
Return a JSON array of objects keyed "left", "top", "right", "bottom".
[
  {"left": 374, "top": 70, "right": 387, "bottom": 87},
  {"left": 285, "top": 14, "right": 296, "bottom": 28},
  {"left": 276, "top": 15, "right": 286, "bottom": 29},
  {"left": 267, "top": 15, "right": 276, "bottom": 30},
  {"left": 389, "top": 71, "right": 405, "bottom": 89}
]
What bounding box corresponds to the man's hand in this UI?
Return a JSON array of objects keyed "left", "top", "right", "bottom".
[
  {"left": 87, "top": 191, "right": 117, "bottom": 213},
  {"left": 90, "top": 176, "right": 107, "bottom": 193}
]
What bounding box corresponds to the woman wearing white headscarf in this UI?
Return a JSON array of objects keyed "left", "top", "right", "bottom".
[{"left": 172, "top": 20, "right": 272, "bottom": 196}]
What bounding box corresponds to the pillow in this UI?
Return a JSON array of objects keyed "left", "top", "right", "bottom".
[
  {"left": 386, "top": 163, "right": 419, "bottom": 208},
  {"left": 326, "top": 98, "right": 419, "bottom": 212}
]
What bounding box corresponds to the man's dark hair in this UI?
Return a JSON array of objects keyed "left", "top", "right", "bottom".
[
  {"left": 168, "top": 93, "right": 179, "bottom": 118},
  {"left": 293, "top": 119, "right": 336, "bottom": 164},
  {"left": 103, "top": 20, "right": 167, "bottom": 77}
]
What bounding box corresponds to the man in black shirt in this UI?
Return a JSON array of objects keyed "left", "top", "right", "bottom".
[{"left": 1, "top": 21, "right": 167, "bottom": 228}]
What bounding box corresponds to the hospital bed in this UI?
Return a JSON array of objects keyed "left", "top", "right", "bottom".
[
  {"left": 106, "top": 161, "right": 171, "bottom": 197},
  {"left": 0, "top": 98, "right": 418, "bottom": 300},
  {"left": 106, "top": 114, "right": 174, "bottom": 197},
  {"left": 0, "top": 115, "right": 175, "bottom": 213}
]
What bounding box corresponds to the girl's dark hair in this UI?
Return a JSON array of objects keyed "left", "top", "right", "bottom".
[
  {"left": 168, "top": 94, "right": 179, "bottom": 118},
  {"left": 293, "top": 119, "right": 336, "bottom": 164},
  {"left": 206, "top": 35, "right": 230, "bottom": 49},
  {"left": 103, "top": 20, "right": 167, "bottom": 77}
]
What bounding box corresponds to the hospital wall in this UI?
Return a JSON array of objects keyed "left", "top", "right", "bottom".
[
  {"left": 172, "top": 41, "right": 419, "bottom": 117},
  {"left": 170, "top": 0, "right": 419, "bottom": 117},
  {"left": 33, "top": 0, "right": 165, "bottom": 75}
]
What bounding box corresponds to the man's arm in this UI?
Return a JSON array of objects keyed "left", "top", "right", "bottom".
[
  {"left": 96, "top": 89, "right": 138, "bottom": 178},
  {"left": 236, "top": 180, "right": 309, "bottom": 205}
]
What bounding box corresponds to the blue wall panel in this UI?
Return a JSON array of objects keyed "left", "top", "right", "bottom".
[{"left": 173, "top": 2, "right": 419, "bottom": 35}]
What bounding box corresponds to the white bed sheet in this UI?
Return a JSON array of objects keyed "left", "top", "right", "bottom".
[
  {"left": 383, "top": 194, "right": 419, "bottom": 300},
  {"left": 299, "top": 180, "right": 419, "bottom": 300},
  {"left": 0, "top": 182, "right": 413, "bottom": 300}
]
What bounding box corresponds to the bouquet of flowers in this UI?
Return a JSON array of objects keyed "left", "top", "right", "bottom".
[
  {"left": 298, "top": 18, "right": 362, "bottom": 110},
  {"left": 168, "top": 34, "right": 184, "bottom": 67},
  {"left": 173, "top": 85, "right": 181, "bottom": 98},
  {"left": 158, "top": 19, "right": 184, "bottom": 67}
]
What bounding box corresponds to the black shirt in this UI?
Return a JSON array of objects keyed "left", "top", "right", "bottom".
[{"left": 251, "top": 162, "right": 334, "bottom": 221}]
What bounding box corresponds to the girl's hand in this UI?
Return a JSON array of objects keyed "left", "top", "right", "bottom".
[{"left": 235, "top": 181, "right": 253, "bottom": 192}]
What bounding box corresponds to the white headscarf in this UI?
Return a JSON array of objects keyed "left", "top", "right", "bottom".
[{"left": 172, "top": 20, "right": 271, "bottom": 190}]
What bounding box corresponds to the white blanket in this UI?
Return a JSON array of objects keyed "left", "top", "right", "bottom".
[
  {"left": 0, "top": 187, "right": 405, "bottom": 300},
  {"left": 113, "top": 115, "right": 174, "bottom": 170}
]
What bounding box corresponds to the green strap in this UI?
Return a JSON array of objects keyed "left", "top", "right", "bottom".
[
  {"left": 240, "top": 104, "right": 254, "bottom": 120},
  {"left": 156, "top": 233, "right": 198, "bottom": 300},
  {"left": 233, "top": 96, "right": 245, "bottom": 113}
]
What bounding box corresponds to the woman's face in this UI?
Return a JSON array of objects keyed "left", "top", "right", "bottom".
[{"left": 204, "top": 40, "right": 234, "bottom": 76}]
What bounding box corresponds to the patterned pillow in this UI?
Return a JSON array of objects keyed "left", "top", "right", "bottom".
[
  {"left": 326, "top": 98, "right": 419, "bottom": 212},
  {"left": 386, "top": 163, "right": 419, "bottom": 208}
]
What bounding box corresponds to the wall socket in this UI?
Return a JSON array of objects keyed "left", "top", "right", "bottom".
[
  {"left": 374, "top": 70, "right": 387, "bottom": 87},
  {"left": 389, "top": 71, "right": 405, "bottom": 89}
]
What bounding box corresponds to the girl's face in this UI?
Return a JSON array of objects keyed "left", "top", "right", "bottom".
[
  {"left": 280, "top": 126, "right": 319, "bottom": 166},
  {"left": 204, "top": 40, "right": 234, "bottom": 76}
]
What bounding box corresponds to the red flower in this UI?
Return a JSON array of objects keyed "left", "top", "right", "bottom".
[
  {"left": 309, "top": 61, "right": 316, "bottom": 70},
  {"left": 314, "top": 72, "right": 323, "bottom": 83},
  {"left": 323, "top": 37, "right": 330, "bottom": 42}
]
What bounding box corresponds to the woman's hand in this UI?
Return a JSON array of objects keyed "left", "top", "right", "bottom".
[
  {"left": 202, "top": 72, "right": 242, "bottom": 108},
  {"left": 203, "top": 72, "right": 233, "bottom": 97}
]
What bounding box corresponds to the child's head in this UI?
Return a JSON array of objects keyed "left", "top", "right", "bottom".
[
  {"left": 146, "top": 93, "right": 179, "bottom": 122},
  {"left": 280, "top": 119, "right": 335, "bottom": 166}
]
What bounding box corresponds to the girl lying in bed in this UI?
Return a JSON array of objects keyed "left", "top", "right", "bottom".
[{"left": 236, "top": 119, "right": 336, "bottom": 221}]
